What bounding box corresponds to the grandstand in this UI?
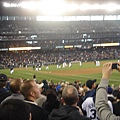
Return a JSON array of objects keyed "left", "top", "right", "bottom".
[
  {"left": 0, "top": 0, "right": 120, "bottom": 50},
  {"left": 1, "top": 2, "right": 120, "bottom": 120}
]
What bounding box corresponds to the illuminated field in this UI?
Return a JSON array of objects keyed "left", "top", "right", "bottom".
[{"left": 0, "top": 60, "right": 120, "bottom": 86}]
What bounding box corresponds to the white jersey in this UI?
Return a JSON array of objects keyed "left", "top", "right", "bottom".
[
  {"left": 80, "top": 61, "right": 82, "bottom": 66},
  {"left": 82, "top": 97, "right": 113, "bottom": 120}
]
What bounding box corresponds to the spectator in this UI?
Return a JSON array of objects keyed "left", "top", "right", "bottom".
[
  {"left": 35, "top": 82, "right": 46, "bottom": 107},
  {"left": 0, "top": 74, "right": 11, "bottom": 103},
  {"left": 82, "top": 96, "right": 113, "bottom": 120},
  {"left": 112, "top": 88, "right": 120, "bottom": 116},
  {"left": 107, "top": 86, "right": 116, "bottom": 103},
  {"left": 49, "top": 85, "right": 90, "bottom": 120},
  {"left": 20, "top": 80, "right": 48, "bottom": 120},
  {"left": 1, "top": 78, "right": 24, "bottom": 104},
  {"left": 84, "top": 79, "right": 97, "bottom": 100},
  {"left": 42, "top": 89, "right": 60, "bottom": 115},
  {"left": 95, "top": 62, "right": 120, "bottom": 120},
  {"left": 0, "top": 99, "right": 31, "bottom": 120},
  {"left": 74, "top": 84, "right": 84, "bottom": 111}
]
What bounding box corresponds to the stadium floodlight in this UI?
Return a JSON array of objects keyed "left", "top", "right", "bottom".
[
  {"left": 79, "top": 3, "right": 120, "bottom": 11},
  {"left": 80, "top": 3, "right": 100, "bottom": 10},
  {"left": 3, "top": 2, "right": 20, "bottom": 7},
  {"left": 100, "top": 3, "right": 120, "bottom": 11},
  {"left": 66, "top": 3, "right": 79, "bottom": 11},
  {"left": 3, "top": 1, "right": 120, "bottom": 14},
  {"left": 89, "top": 4, "right": 100, "bottom": 10},
  {"left": 3, "top": 2, "right": 11, "bottom": 7},
  {"left": 105, "top": 3, "right": 119, "bottom": 11},
  {"left": 80, "top": 3, "right": 90, "bottom": 11},
  {"left": 38, "top": 0, "right": 67, "bottom": 15},
  {"left": 21, "top": 1, "right": 37, "bottom": 10}
]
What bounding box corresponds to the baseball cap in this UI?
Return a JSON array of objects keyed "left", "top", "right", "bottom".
[
  {"left": 0, "top": 74, "right": 8, "bottom": 82},
  {"left": 86, "top": 79, "right": 97, "bottom": 89},
  {"left": 107, "top": 87, "right": 113, "bottom": 94}
]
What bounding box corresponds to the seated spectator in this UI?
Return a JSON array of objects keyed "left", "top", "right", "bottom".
[
  {"left": 1, "top": 78, "right": 24, "bottom": 104},
  {"left": 0, "top": 74, "right": 11, "bottom": 103},
  {"left": 20, "top": 80, "right": 48, "bottom": 120},
  {"left": 42, "top": 89, "right": 60, "bottom": 115},
  {"left": 0, "top": 99, "right": 31, "bottom": 120},
  {"left": 49, "top": 85, "right": 90, "bottom": 120},
  {"left": 95, "top": 62, "right": 120, "bottom": 120}
]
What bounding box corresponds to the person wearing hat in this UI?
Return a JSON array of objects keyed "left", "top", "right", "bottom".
[
  {"left": 83, "top": 79, "right": 97, "bottom": 101},
  {"left": 0, "top": 74, "right": 11, "bottom": 103}
]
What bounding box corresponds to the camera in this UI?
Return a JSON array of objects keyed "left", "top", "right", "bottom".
[{"left": 112, "top": 63, "right": 119, "bottom": 69}]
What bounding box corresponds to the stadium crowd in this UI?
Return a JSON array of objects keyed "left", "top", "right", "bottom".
[
  {"left": 1, "top": 20, "right": 120, "bottom": 34},
  {"left": 0, "top": 47, "right": 120, "bottom": 69},
  {"left": 0, "top": 62, "right": 120, "bottom": 120}
]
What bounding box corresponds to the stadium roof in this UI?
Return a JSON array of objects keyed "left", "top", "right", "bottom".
[{"left": 0, "top": 0, "right": 120, "bottom": 16}]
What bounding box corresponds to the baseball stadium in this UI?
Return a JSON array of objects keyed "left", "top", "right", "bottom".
[
  {"left": 1, "top": 0, "right": 120, "bottom": 120},
  {"left": 0, "top": 0, "right": 120, "bottom": 86}
]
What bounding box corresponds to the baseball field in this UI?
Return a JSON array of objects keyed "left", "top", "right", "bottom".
[{"left": 0, "top": 60, "right": 120, "bottom": 86}]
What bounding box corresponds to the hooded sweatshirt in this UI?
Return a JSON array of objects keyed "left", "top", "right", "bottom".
[{"left": 49, "top": 105, "right": 90, "bottom": 120}]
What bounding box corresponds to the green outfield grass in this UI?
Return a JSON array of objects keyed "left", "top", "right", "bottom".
[{"left": 0, "top": 60, "right": 120, "bottom": 86}]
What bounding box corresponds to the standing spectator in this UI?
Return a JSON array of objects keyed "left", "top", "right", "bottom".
[
  {"left": 49, "top": 85, "right": 90, "bottom": 120},
  {"left": 107, "top": 86, "right": 116, "bottom": 103},
  {"left": 0, "top": 74, "right": 11, "bottom": 103},
  {"left": 82, "top": 96, "right": 113, "bottom": 120},
  {"left": 112, "top": 88, "right": 120, "bottom": 116},
  {"left": 1, "top": 78, "right": 24, "bottom": 104},
  {"left": 95, "top": 62, "right": 120, "bottom": 120},
  {"left": 20, "top": 80, "right": 48, "bottom": 120},
  {"left": 42, "top": 89, "right": 60, "bottom": 115},
  {"left": 35, "top": 82, "right": 46, "bottom": 107},
  {"left": 84, "top": 79, "right": 97, "bottom": 100},
  {"left": 0, "top": 99, "right": 31, "bottom": 120}
]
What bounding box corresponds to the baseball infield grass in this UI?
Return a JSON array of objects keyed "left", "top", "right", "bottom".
[{"left": 0, "top": 60, "right": 120, "bottom": 86}]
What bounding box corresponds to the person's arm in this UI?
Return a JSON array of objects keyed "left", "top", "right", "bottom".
[{"left": 95, "top": 62, "right": 120, "bottom": 120}]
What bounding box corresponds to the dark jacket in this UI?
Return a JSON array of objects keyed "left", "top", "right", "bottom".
[
  {"left": 42, "top": 99, "right": 60, "bottom": 115},
  {"left": 27, "top": 103, "right": 48, "bottom": 120},
  {"left": 113, "top": 101, "right": 120, "bottom": 116},
  {"left": 49, "top": 105, "right": 91, "bottom": 120},
  {"left": 0, "top": 88, "right": 11, "bottom": 103},
  {"left": 83, "top": 89, "right": 96, "bottom": 101}
]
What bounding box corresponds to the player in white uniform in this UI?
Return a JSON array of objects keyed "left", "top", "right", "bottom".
[
  {"left": 10, "top": 65, "right": 14, "bottom": 74},
  {"left": 82, "top": 97, "right": 113, "bottom": 120},
  {"left": 46, "top": 64, "right": 49, "bottom": 70},
  {"left": 80, "top": 61, "right": 82, "bottom": 66},
  {"left": 69, "top": 62, "right": 72, "bottom": 67}
]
